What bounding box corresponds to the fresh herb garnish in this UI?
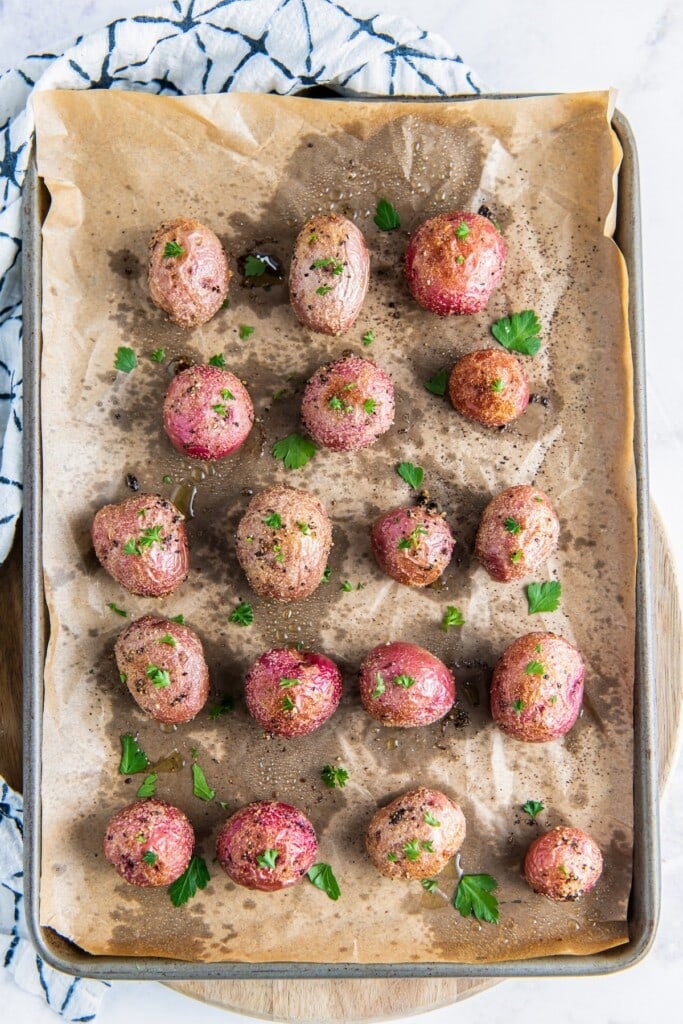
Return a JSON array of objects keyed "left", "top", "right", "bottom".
[
  {"left": 321, "top": 764, "right": 349, "bottom": 789},
  {"left": 279, "top": 677, "right": 300, "bottom": 689},
  {"left": 281, "top": 694, "right": 296, "bottom": 712},
  {"left": 421, "top": 840, "right": 434, "bottom": 853},
  {"left": 170, "top": 614, "right": 185, "bottom": 624},
  {"left": 228, "top": 601, "right": 254, "bottom": 626},
  {"left": 168, "top": 855, "right": 209, "bottom": 907},
  {"left": 424, "top": 811, "right": 441, "bottom": 827},
  {"left": 272, "top": 542, "right": 285, "bottom": 563},
  {"left": 526, "top": 580, "right": 562, "bottom": 614},
  {"left": 162, "top": 474, "right": 172, "bottom": 484},
  {"left": 340, "top": 580, "right": 353, "bottom": 592},
  {"left": 322, "top": 566, "right": 332, "bottom": 583},
  {"left": 455, "top": 221, "right": 470, "bottom": 240},
  {"left": 421, "top": 878, "right": 438, "bottom": 892},
  {"left": 424, "top": 368, "right": 448, "bottom": 396},
  {"left": 150, "top": 348, "right": 166, "bottom": 363},
  {"left": 441, "top": 606, "right": 465, "bottom": 630},
  {"left": 374, "top": 198, "right": 401, "bottom": 231},
  {"left": 123, "top": 538, "right": 138, "bottom": 555},
  {"left": 107, "top": 602, "right": 127, "bottom": 617},
  {"left": 114, "top": 346, "right": 137, "bottom": 373},
  {"left": 208, "top": 353, "right": 226, "bottom": 368},
  {"left": 136, "top": 773, "right": 158, "bottom": 797},
  {"left": 297, "top": 521, "right": 310, "bottom": 534},
  {"left": 307, "top": 862, "right": 341, "bottom": 900},
  {"left": 396, "top": 462, "right": 424, "bottom": 490},
  {"left": 397, "top": 524, "right": 427, "bottom": 551},
  {"left": 272, "top": 432, "right": 317, "bottom": 470},
  {"left": 244, "top": 254, "right": 267, "bottom": 277},
  {"left": 522, "top": 800, "right": 544, "bottom": 819},
  {"left": 510, "top": 550, "right": 523, "bottom": 564},
  {"left": 257, "top": 848, "right": 279, "bottom": 870},
  {"left": 456, "top": 254, "right": 465, "bottom": 265},
  {"left": 491, "top": 310, "right": 542, "bottom": 356},
  {"left": 316, "top": 285, "right": 333, "bottom": 296},
  {"left": 387, "top": 852, "right": 398, "bottom": 862},
  {"left": 504, "top": 517, "right": 521, "bottom": 535},
  {"left": 239, "top": 324, "right": 255, "bottom": 340},
  {"left": 221, "top": 388, "right": 235, "bottom": 401},
  {"left": 362, "top": 330, "right": 375, "bottom": 346},
  {"left": 209, "top": 694, "right": 235, "bottom": 719},
  {"left": 328, "top": 395, "right": 352, "bottom": 413},
  {"left": 363, "top": 398, "right": 377, "bottom": 415},
  {"left": 159, "top": 634, "right": 177, "bottom": 647},
  {"left": 191, "top": 762, "right": 216, "bottom": 801},
  {"left": 393, "top": 674, "right": 415, "bottom": 689},
  {"left": 453, "top": 873, "right": 499, "bottom": 924},
  {"left": 119, "top": 734, "right": 149, "bottom": 775},
  {"left": 311, "top": 257, "right": 343, "bottom": 275},
  {"left": 146, "top": 664, "right": 171, "bottom": 689},
  {"left": 403, "top": 840, "right": 422, "bottom": 862},
  {"left": 512, "top": 699, "right": 525, "bottom": 714},
  {"left": 142, "top": 850, "right": 158, "bottom": 865},
  {"left": 263, "top": 512, "right": 283, "bottom": 529},
  {"left": 371, "top": 673, "right": 386, "bottom": 699},
  {"left": 163, "top": 240, "right": 184, "bottom": 259},
  {"left": 525, "top": 660, "right": 544, "bottom": 676},
  {"left": 490, "top": 377, "right": 505, "bottom": 393}
]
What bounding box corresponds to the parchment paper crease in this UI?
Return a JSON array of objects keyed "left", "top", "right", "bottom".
[{"left": 33, "top": 90, "right": 635, "bottom": 964}]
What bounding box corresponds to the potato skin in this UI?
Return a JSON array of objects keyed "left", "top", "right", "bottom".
[
  {"left": 301, "top": 353, "right": 395, "bottom": 452},
  {"left": 404, "top": 211, "right": 506, "bottom": 315},
  {"left": 289, "top": 214, "right": 370, "bottom": 335},
  {"left": 245, "top": 647, "right": 342, "bottom": 737},
  {"left": 163, "top": 364, "right": 254, "bottom": 460},
  {"left": 114, "top": 614, "right": 209, "bottom": 724},
  {"left": 366, "top": 788, "right": 466, "bottom": 880},
  {"left": 103, "top": 799, "right": 194, "bottom": 887},
  {"left": 448, "top": 348, "right": 529, "bottom": 427},
  {"left": 148, "top": 218, "right": 230, "bottom": 328},
  {"left": 216, "top": 801, "right": 318, "bottom": 892},
  {"left": 359, "top": 641, "right": 455, "bottom": 727},
  {"left": 371, "top": 504, "right": 454, "bottom": 586},
  {"left": 524, "top": 826, "right": 603, "bottom": 901},
  {"left": 490, "top": 632, "right": 584, "bottom": 742},
  {"left": 235, "top": 485, "right": 332, "bottom": 602},
  {"left": 92, "top": 493, "right": 189, "bottom": 597},
  {"left": 475, "top": 485, "right": 559, "bottom": 582}
]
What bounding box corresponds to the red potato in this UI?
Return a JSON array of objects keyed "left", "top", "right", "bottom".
[
  {"left": 103, "top": 799, "right": 194, "bottom": 887},
  {"left": 114, "top": 614, "right": 209, "bottom": 724},
  {"left": 371, "top": 503, "right": 454, "bottom": 586},
  {"left": 366, "top": 787, "right": 466, "bottom": 881},
  {"left": 448, "top": 348, "right": 529, "bottom": 427},
  {"left": 235, "top": 485, "right": 332, "bottom": 602},
  {"left": 289, "top": 214, "right": 370, "bottom": 335},
  {"left": 92, "top": 493, "right": 189, "bottom": 597},
  {"left": 163, "top": 364, "right": 254, "bottom": 460},
  {"left": 359, "top": 641, "right": 455, "bottom": 727},
  {"left": 216, "top": 801, "right": 318, "bottom": 892},
  {"left": 524, "top": 826, "right": 603, "bottom": 901},
  {"left": 475, "top": 485, "right": 560, "bottom": 582},
  {"left": 404, "top": 211, "right": 506, "bottom": 315},
  {"left": 301, "top": 352, "right": 395, "bottom": 452},
  {"left": 490, "top": 632, "right": 585, "bottom": 742},
  {"left": 148, "top": 218, "right": 230, "bottom": 328},
  {"left": 245, "top": 647, "right": 342, "bottom": 737}
]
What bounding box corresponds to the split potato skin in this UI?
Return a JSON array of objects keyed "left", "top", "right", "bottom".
[
  {"left": 289, "top": 214, "right": 370, "bottom": 335},
  {"left": 371, "top": 503, "right": 454, "bottom": 587},
  {"left": 163, "top": 364, "right": 254, "bottom": 461},
  {"left": 148, "top": 218, "right": 231, "bottom": 328},
  {"left": 245, "top": 647, "right": 342, "bottom": 737},
  {"left": 301, "top": 353, "right": 395, "bottom": 452},
  {"left": 235, "top": 485, "right": 332, "bottom": 602},
  {"left": 359, "top": 641, "right": 455, "bottom": 727},
  {"left": 114, "top": 614, "right": 209, "bottom": 724},
  {"left": 103, "top": 799, "right": 194, "bottom": 887},
  {"left": 524, "top": 826, "right": 603, "bottom": 900},
  {"left": 490, "top": 631, "right": 585, "bottom": 742},
  {"left": 404, "top": 211, "right": 507, "bottom": 316},
  {"left": 475, "top": 484, "right": 560, "bottom": 582},
  {"left": 91, "top": 493, "right": 189, "bottom": 597},
  {"left": 366, "top": 787, "right": 466, "bottom": 880},
  {"left": 216, "top": 801, "right": 318, "bottom": 892},
  {"left": 448, "top": 348, "right": 529, "bottom": 427}
]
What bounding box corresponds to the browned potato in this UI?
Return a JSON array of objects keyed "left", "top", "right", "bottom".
[
  {"left": 245, "top": 647, "right": 342, "bottom": 737},
  {"left": 448, "top": 348, "right": 529, "bottom": 427},
  {"left": 289, "top": 214, "right": 369, "bottom": 335},
  {"left": 371, "top": 503, "right": 454, "bottom": 586},
  {"left": 475, "top": 484, "right": 559, "bottom": 582},
  {"left": 235, "top": 485, "right": 332, "bottom": 602},
  {"left": 301, "top": 352, "right": 395, "bottom": 452},
  {"left": 524, "top": 826, "right": 603, "bottom": 900},
  {"left": 490, "top": 632, "right": 585, "bottom": 742},
  {"left": 366, "top": 788, "right": 466, "bottom": 880},
  {"left": 148, "top": 218, "right": 230, "bottom": 327},
  {"left": 163, "top": 364, "right": 254, "bottom": 460},
  {"left": 103, "top": 799, "right": 194, "bottom": 887},
  {"left": 358, "top": 642, "right": 455, "bottom": 727},
  {"left": 114, "top": 614, "right": 209, "bottom": 724},
  {"left": 216, "top": 801, "right": 318, "bottom": 892},
  {"left": 91, "top": 493, "right": 189, "bottom": 597}
]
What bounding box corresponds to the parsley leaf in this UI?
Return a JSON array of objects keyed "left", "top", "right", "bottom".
[
  {"left": 159, "top": 634, "right": 177, "bottom": 647},
  {"left": 322, "top": 566, "right": 332, "bottom": 583},
  {"left": 394, "top": 674, "right": 415, "bottom": 689},
  {"left": 424, "top": 368, "right": 448, "bottom": 396},
  {"left": 374, "top": 198, "right": 401, "bottom": 231},
  {"left": 228, "top": 601, "right": 253, "bottom": 626},
  {"left": 490, "top": 378, "right": 505, "bottom": 393},
  {"left": 396, "top": 462, "right": 424, "bottom": 490},
  {"left": 421, "top": 878, "right": 439, "bottom": 893},
  {"left": 297, "top": 521, "right": 310, "bottom": 534},
  {"left": 150, "top": 348, "right": 166, "bottom": 363},
  {"left": 504, "top": 516, "right": 521, "bottom": 535},
  {"left": 522, "top": 800, "right": 544, "bottom": 819},
  {"left": 441, "top": 606, "right": 465, "bottom": 631},
  {"left": 170, "top": 614, "right": 185, "bottom": 624},
  {"left": 257, "top": 848, "right": 279, "bottom": 869},
  {"left": 263, "top": 512, "right": 283, "bottom": 529},
  {"left": 162, "top": 474, "right": 172, "bottom": 484},
  {"left": 239, "top": 324, "right": 255, "bottom": 340},
  {"left": 491, "top": 310, "right": 542, "bottom": 356},
  {"left": 453, "top": 873, "right": 499, "bottom": 924},
  {"left": 209, "top": 694, "right": 235, "bottom": 719},
  {"left": 272, "top": 432, "right": 317, "bottom": 470},
  {"left": 279, "top": 677, "right": 300, "bottom": 689},
  {"left": 513, "top": 699, "right": 525, "bottom": 714},
  {"left": 114, "top": 346, "right": 137, "bottom": 373},
  {"left": 107, "top": 602, "right": 127, "bottom": 617},
  {"left": 146, "top": 664, "right": 171, "bottom": 689},
  {"left": 119, "top": 734, "right": 149, "bottom": 775},
  {"left": 312, "top": 257, "right": 343, "bottom": 275},
  {"left": 510, "top": 550, "right": 523, "bottom": 564},
  {"left": 136, "top": 773, "right": 158, "bottom": 797},
  {"left": 424, "top": 811, "right": 441, "bottom": 827},
  {"left": 142, "top": 850, "right": 158, "bottom": 865},
  {"left": 168, "top": 855, "right": 210, "bottom": 907},
  {"left": 321, "top": 764, "right": 349, "bottom": 789},
  {"left": 340, "top": 580, "right": 353, "bottom": 592},
  {"left": 316, "top": 284, "right": 333, "bottom": 296},
  {"left": 163, "top": 240, "right": 184, "bottom": 259},
  {"left": 281, "top": 694, "right": 296, "bottom": 712},
  {"left": 362, "top": 330, "right": 375, "bottom": 346},
  {"left": 403, "top": 840, "right": 422, "bottom": 862},
  {"left": 526, "top": 580, "right": 562, "bottom": 614},
  {"left": 398, "top": 525, "right": 427, "bottom": 551},
  {"left": 244, "top": 254, "right": 267, "bottom": 277},
  {"left": 455, "top": 221, "right": 470, "bottom": 240},
  {"left": 371, "top": 673, "right": 386, "bottom": 699},
  {"left": 307, "top": 862, "right": 341, "bottom": 900},
  {"left": 363, "top": 398, "right": 377, "bottom": 415},
  {"left": 208, "top": 353, "right": 225, "bottom": 368},
  {"left": 525, "top": 660, "right": 544, "bottom": 676},
  {"left": 387, "top": 852, "right": 398, "bottom": 862},
  {"left": 191, "top": 762, "right": 216, "bottom": 801}
]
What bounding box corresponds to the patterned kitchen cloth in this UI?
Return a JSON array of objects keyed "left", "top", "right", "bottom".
[{"left": 0, "top": 0, "right": 479, "bottom": 1016}]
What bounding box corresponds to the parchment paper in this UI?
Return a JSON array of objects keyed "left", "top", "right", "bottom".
[{"left": 33, "top": 90, "right": 635, "bottom": 964}]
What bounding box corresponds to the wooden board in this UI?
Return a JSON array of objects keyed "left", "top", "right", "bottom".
[{"left": 0, "top": 505, "right": 679, "bottom": 1022}]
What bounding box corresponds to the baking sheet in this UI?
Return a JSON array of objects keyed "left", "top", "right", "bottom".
[{"left": 32, "top": 90, "right": 635, "bottom": 964}]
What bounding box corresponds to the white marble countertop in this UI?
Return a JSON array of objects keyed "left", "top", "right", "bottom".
[{"left": 2, "top": 0, "right": 681, "bottom": 1021}]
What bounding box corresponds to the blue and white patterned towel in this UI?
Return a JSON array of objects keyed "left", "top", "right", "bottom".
[{"left": 0, "top": 0, "right": 478, "bottom": 1016}]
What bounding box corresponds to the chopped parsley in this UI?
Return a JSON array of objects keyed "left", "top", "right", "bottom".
[
  {"left": 421, "top": 878, "right": 439, "bottom": 893},
  {"left": 168, "top": 855, "right": 210, "bottom": 907},
  {"left": 455, "top": 221, "right": 470, "bottom": 240},
  {"left": 208, "top": 353, "right": 226, "bottom": 368},
  {"left": 441, "top": 605, "right": 465, "bottom": 630},
  {"left": 362, "top": 329, "right": 375, "bottom": 346},
  {"left": 279, "top": 677, "right": 300, "bottom": 689},
  {"left": 512, "top": 699, "right": 525, "bottom": 714},
  {"left": 329, "top": 395, "right": 352, "bottom": 413},
  {"left": 311, "top": 257, "right": 343, "bottom": 275},
  {"left": 170, "top": 614, "right": 185, "bottom": 624},
  {"left": 228, "top": 601, "right": 254, "bottom": 626},
  {"left": 396, "top": 462, "right": 424, "bottom": 490},
  {"left": 136, "top": 773, "right": 158, "bottom": 797},
  {"left": 297, "top": 521, "right": 311, "bottom": 534},
  {"left": 239, "top": 324, "right": 255, "bottom": 340},
  {"left": 371, "top": 673, "right": 386, "bottom": 699},
  {"left": 244, "top": 254, "right": 267, "bottom": 277},
  {"left": 209, "top": 694, "right": 235, "bottom": 719},
  {"left": 424, "top": 811, "right": 441, "bottom": 827},
  {"left": 510, "top": 550, "right": 523, "bottom": 564},
  {"left": 504, "top": 517, "right": 521, "bottom": 535},
  {"left": 522, "top": 800, "right": 544, "bottom": 819},
  {"left": 453, "top": 873, "right": 499, "bottom": 924},
  {"left": 119, "top": 734, "right": 149, "bottom": 775},
  {"left": 374, "top": 198, "right": 401, "bottom": 231},
  {"left": 114, "top": 346, "right": 137, "bottom": 374},
  {"left": 272, "top": 432, "right": 317, "bottom": 470},
  {"left": 191, "top": 761, "right": 216, "bottom": 801},
  {"left": 281, "top": 694, "right": 296, "bottom": 712},
  {"left": 307, "top": 862, "right": 340, "bottom": 900},
  {"left": 321, "top": 764, "right": 349, "bottom": 789},
  {"left": 150, "top": 348, "right": 166, "bottom": 363},
  {"left": 107, "top": 602, "right": 127, "bottom": 617},
  {"left": 393, "top": 674, "right": 415, "bottom": 688},
  {"left": 424, "top": 368, "right": 448, "bottom": 396},
  {"left": 263, "top": 512, "right": 283, "bottom": 529},
  {"left": 159, "top": 634, "right": 177, "bottom": 647},
  {"left": 257, "top": 849, "right": 279, "bottom": 870},
  {"left": 525, "top": 660, "right": 544, "bottom": 676},
  {"left": 526, "top": 580, "right": 562, "bottom": 614},
  {"left": 363, "top": 398, "right": 377, "bottom": 414},
  {"left": 142, "top": 850, "right": 158, "bottom": 865},
  {"left": 491, "top": 310, "right": 542, "bottom": 356},
  {"left": 163, "top": 240, "right": 184, "bottom": 259},
  {"left": 146, "top": 664, "right": 171, "bottom": 689},
  {"left": 397, "top": 524, "right": 427, "bottom": 551},
  {"left": 340, "top": 580, "right": 353, "bottom": 592},
  {"left": 490, "top": 377, "right": 505, "bottom": 393},
  {"left": 316, "top": 285, "right": 333, "bottom": 296},
  {"left": 403, "top": 840, "right": 422, "bottom": 862}
]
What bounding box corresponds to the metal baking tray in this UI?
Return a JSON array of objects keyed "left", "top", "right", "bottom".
[{"left": 22, "top": 96, "right": 659, "bottom": 980}]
